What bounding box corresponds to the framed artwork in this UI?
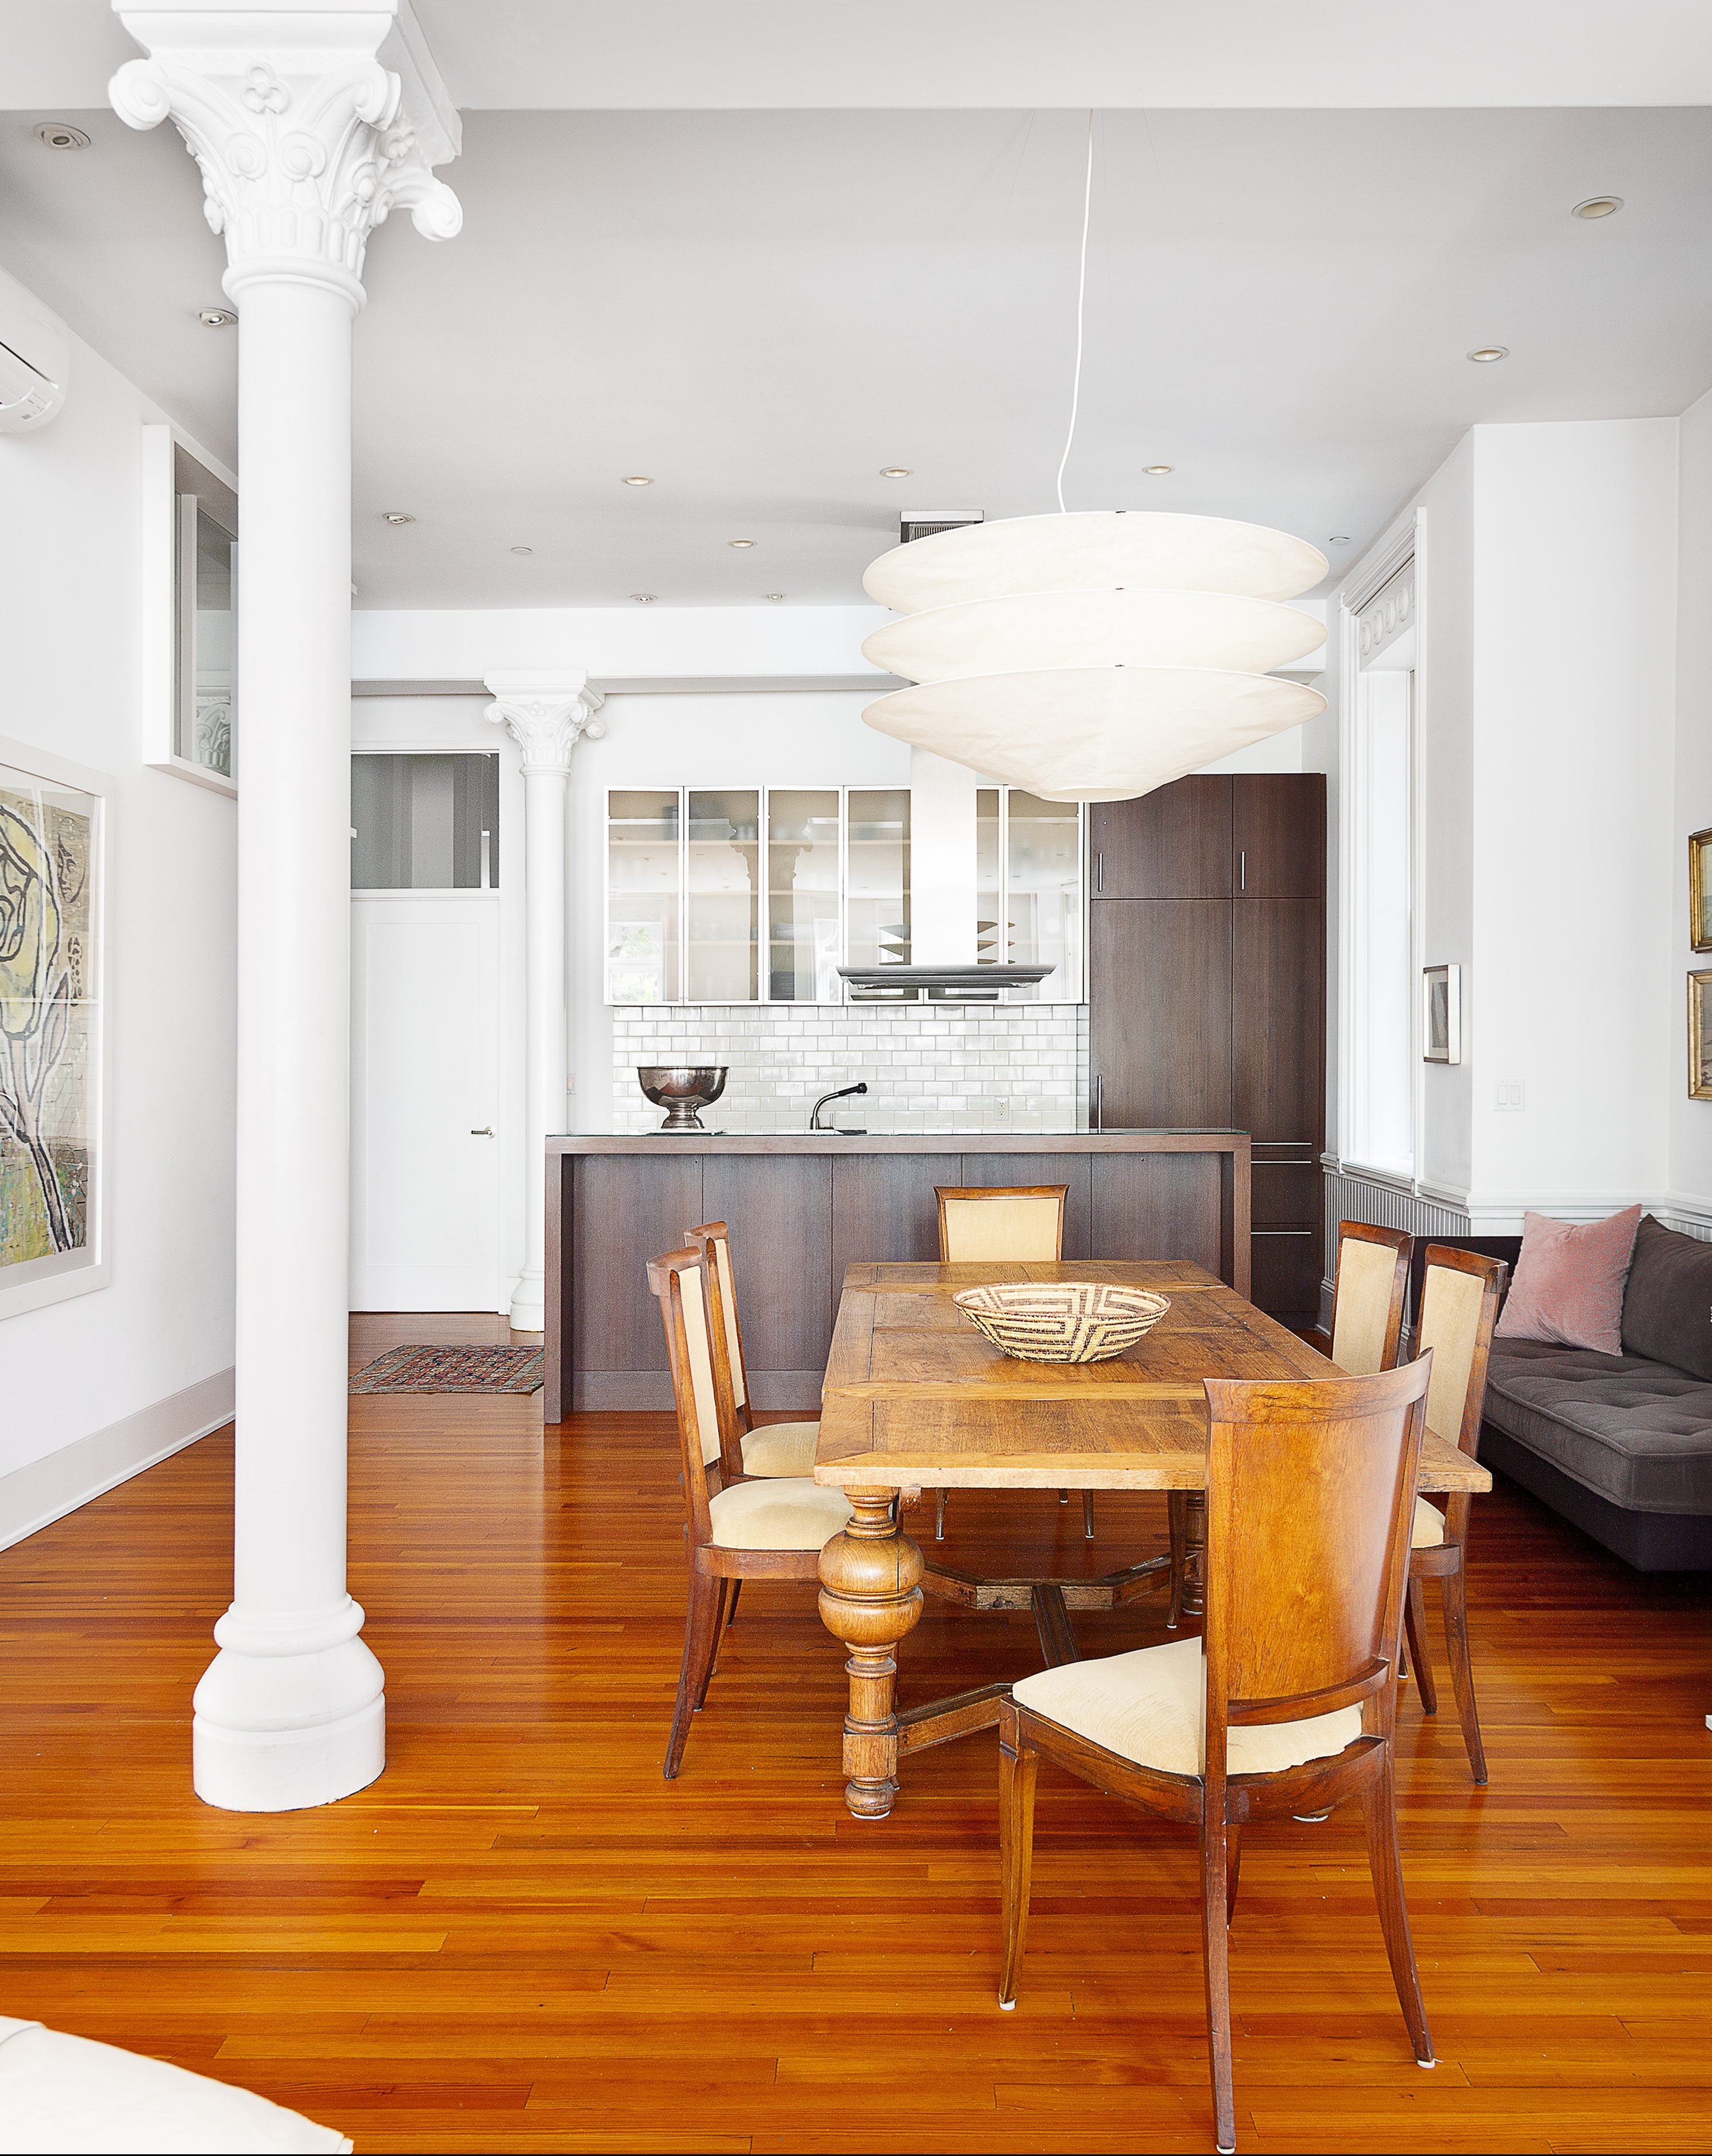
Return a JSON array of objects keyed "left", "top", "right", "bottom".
[
  {"left": 1691, "top": 828, "right": 1712, "bottom": 954},
  {"left": 1422, "top": 963, "right": 1461, "bottom": 1065},
  {"left": 1690, "top": 972, "right": 1712, "bottom": 1101},
  {"left": 0, "top": 738, "right": 109, "bottom": 1318}
]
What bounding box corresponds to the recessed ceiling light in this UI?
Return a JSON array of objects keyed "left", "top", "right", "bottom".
[
  {"left": 1467, "top": 346, "right": 1509, "bottom": 363},
  {"left": 510, "top": 545, "right": 533, "bottom": 556},
  {"left": 765, "top": 592, "right": 787, "bottom": 602},
  {"left": 621, "top": 475, "right": 653, "bottom": 487},
  {"left": 630, "top": 592, "right": 657, "bottom": 603},
  {"left": 197, "top": 307, "right": 237, "bottom": 328},
  {"left": 381, "top": 510, "right": 415, "bottom": 525},
  {"left": 729, "top": 538, "right": 755, "bottom": 549},
  {"left": 880, "top": 467, "right": 912, "bottom": 479},
  {"left": 1144, "top": 464, "right": 1173, "bottom": 476},
  {"left": 34, "top": 123, "right": 90, "bottom": 152},
  {"left": 1329, "top": 536, "right": 1351, "bottom": 545},
  {"left": 1572, "top": 196, "right": 1623, "bottom": 220}
]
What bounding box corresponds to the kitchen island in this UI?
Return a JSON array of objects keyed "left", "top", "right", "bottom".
[{"left": 544, "top": 1130, "right": 1250, "bottom": 1417}]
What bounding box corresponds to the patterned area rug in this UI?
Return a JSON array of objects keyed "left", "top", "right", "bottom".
[{"left": 348, "top": 1345, "right": 545, "bottom": 1395}]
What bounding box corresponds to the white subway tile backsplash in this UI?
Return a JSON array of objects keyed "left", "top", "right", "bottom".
[{"left": 613, "top": 1002, "right": 1087, "bottom": 1133}]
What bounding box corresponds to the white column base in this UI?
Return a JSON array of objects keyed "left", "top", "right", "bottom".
[
  {"left": 192, "top": 1599, "right": 385, "bottom": 1813},
  {"left": 509, "top": 1266, "right": 546, "bottom": 1335}
]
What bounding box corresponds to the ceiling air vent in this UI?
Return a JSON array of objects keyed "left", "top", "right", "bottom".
[{"left": 898, "top": 509, "right": 982, "bottom": 546}]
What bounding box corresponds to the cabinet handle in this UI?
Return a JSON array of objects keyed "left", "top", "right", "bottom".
[
  {"left": 1239, "top": 848, "right": 1246, "bottom": 892},
  {"left": 1093, "top": 1073, "right": 1103, "bottom": 1132},
  {"left": 1095, "top": 850, "right": 1105, "bottom": 894},
  {"left": 470, "top": 1127, "right": 494, "bottom": 1137}
]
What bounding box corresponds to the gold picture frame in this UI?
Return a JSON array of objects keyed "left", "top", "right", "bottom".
[
  {"left": 1691, "top": 972, "right": 1712, "bottom": 1100},
  {"left": 1691, "top": 828, "right": 1712, "bottom": 954}
]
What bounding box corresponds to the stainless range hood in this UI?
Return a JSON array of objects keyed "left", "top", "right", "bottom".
[{"left": 838, "top": 963, "right": 1051, "bottom": 991}]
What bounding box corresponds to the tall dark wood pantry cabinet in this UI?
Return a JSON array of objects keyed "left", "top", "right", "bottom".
[{"left": 1088, "top": 774, "right": 1326, "bottom": 1319}]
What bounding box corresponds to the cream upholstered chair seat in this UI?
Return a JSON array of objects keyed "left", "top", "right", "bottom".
[
  {"left": 707, "top": 1476, "right": 851, "bottom": 1552},
  {"left": 740, "top": 1420, "right": 820, "bottom": 1478},
  {"left": 1012, "top": 1635, "right": 1363, "bottom": 1780},
  {"left": 1411, "top": 1497, "right": 1446, "bottom": 1548}
]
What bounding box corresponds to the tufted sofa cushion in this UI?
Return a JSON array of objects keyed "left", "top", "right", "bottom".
[{"left": 1484, "top": 1337, "right": 1712, "bottom": 1514}]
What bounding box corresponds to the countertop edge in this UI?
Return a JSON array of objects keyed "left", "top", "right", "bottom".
[{"left": 547, "top": 1131, "right": 1253, "bottom": 1155}]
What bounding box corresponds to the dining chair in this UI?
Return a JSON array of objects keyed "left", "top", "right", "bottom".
[
  {"left": 1404, "top": 1245, "right": 1506, "bottom": 1783},
  {"left": 687, "top": 1220, "right": 821, "bottom": 1479},
  {"left": 647, "top": 1244, "right": 852, "bottom": 1779},
  {"left": 1329, "top": 1220, "right": 1412, "bottom": 1374},
  {"left": 997, "top": 1356, "right": 1436, "bottom": 2156},
  {"left": 931, "top": 1183, "right": 1093, "bottom": 1541}
]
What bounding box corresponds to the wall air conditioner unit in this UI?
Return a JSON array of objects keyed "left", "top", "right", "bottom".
[
  {"left": 0, "top": 307, "right": 69, "bottom": 432},
  {"left": 899, "top": 509, "right": 982, "bottom": 546}
]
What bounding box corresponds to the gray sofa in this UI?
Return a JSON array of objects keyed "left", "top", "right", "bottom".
[{"left": 1431, "top": 1215, "right": 1712, "bottom": 1572}]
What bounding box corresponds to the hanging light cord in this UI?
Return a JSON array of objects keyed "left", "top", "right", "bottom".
[{"left": 1054, "top": 111, "right": 1095, "bottom": 514}]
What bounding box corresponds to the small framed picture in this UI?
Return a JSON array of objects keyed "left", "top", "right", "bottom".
[
  {"left": 1422, "top": 963, "right": 1461, "bottom": 1065},
  {"left": 1691, "top": 829, "right": 1712, "bottom": 953},
  {"left": 1690, "top": 972, "right": 1712, "bottom": 1100}
]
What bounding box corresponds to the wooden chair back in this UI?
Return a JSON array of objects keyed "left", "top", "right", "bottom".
[
  {"left": 646, "top": 1246, "right": 729, "bottom": 1545},
  {"left": 687, "top": 1220, "right": 752, "bottom": 1453},
  {"left": 1200, "top": 1358, "right": 1432, "bottom": 1780},
  {"left": 1329, "top": 1222, "right": 1412, "bottom": 1375},
  {"left": 935, "top": 1184, "right": 1068, "bottom": 1263},
  {"left": 1416, "top": 1246, "right": 1506, "bottom": 1459}
]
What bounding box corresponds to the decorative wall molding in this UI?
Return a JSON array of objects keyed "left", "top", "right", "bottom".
[
  {"left": 110, "top": 5, "right": 461, "bottom": 303},
  {"left": 484, "top": 674, "right": 607, "bottom": 774}
]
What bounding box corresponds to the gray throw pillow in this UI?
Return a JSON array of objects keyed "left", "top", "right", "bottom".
[{"left": 1620, "top": 1213, "right": 1712, "bottom": 1381}]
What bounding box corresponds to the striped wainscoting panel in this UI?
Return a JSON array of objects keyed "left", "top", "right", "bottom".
[{"left": 1318, "top": 1168, "right": 1474, "bottom": 1331}]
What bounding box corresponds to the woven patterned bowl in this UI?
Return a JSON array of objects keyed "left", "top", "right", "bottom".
[{"left": 952, "top": 1281, "right": 1171, "bottom": 1364}]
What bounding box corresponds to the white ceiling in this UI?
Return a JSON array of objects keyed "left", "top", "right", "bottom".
[
  {"left": 9, "top": 2, "right": 1712, "bottom": 111},
  {"left": 2, "top": 11, "right": 1710, "bottom": 610}
]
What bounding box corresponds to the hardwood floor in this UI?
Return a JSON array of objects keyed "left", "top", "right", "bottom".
[{"left": 1, "top": 1313, "right": 1709, "bottom": 2153}]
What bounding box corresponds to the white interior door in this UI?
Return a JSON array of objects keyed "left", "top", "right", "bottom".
[{"left": 351, "top": 894, "right": 501, "bottom": 1311}]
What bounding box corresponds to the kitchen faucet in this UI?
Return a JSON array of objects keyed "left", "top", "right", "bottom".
[{"left": 809, "top": 1081, "right": 867, "bottom": 1131}]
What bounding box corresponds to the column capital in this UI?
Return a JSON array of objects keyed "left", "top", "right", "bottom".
[
  {"left": 484, "top": 672, "right": 607, "bottom": 775},
  {"left": 110, "top": 2, "right": 462, "bottom": 306}
]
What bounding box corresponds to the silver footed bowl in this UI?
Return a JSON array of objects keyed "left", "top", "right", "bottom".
[
  {"left": 638, "top": 1065, "right": 728, "bottom": 1133},
  {"left": 953, "top": 1281, "right": 1171, "bottom": 1364}
]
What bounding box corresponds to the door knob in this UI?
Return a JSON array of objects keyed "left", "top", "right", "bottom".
[{"left": 469, "top": 1126, "right": 494, "bottom": 1137}]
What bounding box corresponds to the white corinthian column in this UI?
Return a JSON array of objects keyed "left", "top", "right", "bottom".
[
  {"left": 483, "top": 674, "right": 606, "bottom": 1335},
  {"left": 111, "top": 2, "right": 461, "bottom": 1812}
]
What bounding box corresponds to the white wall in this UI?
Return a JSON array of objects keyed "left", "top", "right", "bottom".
[
  {"left": 1468, "top": 420, "right": 1677, "bottom": 1220},
  {"left": 1672, "top": 385, "right": 1712, "bottom": 1218},
  {"left": 0, "top": 266, "right": 237, "bottom": 1546},
  {"left": 1325, "top": 417, "right": 1680, "bottom": 1236}
]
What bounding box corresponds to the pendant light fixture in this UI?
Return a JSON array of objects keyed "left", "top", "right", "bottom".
[{"left": 860, "top": 118, "right": 1327, "bottom": 802}]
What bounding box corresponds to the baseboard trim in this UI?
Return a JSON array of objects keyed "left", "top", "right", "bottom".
[{"left": 0, "top": 1368, "right": 235, "bottom": 1553}]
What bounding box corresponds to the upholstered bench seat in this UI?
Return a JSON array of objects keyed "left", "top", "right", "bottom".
[
  {"left": 739, "top": 1420, "right": 820, "bottom": 1477},
  {"left": 1012, "top": 1635, "right": 1362, "bottom": 1779},
  {"left": 1484, "top": 1338, "right": 1712, "bottom": 1515}
]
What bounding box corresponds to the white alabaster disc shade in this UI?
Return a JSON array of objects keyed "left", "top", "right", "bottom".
[
  {"left": 863, "top": 511, "right": 1330, "bottom": 613},
  {"left": 862, "top": 587, "right": 1326, "bottom": 686},
  {"left": 862, "top": 667, "right": 1327, "bottom": 802}
]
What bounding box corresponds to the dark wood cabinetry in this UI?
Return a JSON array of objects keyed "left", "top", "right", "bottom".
[{"left": 1089, "top": 773, "right": 1326, "bottom": 1320}]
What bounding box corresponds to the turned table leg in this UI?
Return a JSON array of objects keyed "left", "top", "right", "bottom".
[
  {"left": 1179, "top": 1490, "right": 1208, "bottom": 1621},
  {"left": 818, "top": 1488, "right": 924, "bottom": 1819}
]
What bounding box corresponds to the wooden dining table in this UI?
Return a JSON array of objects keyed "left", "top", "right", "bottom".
[{"left": 812, "top": 1258, "right": 1492, "bottom": 1820}]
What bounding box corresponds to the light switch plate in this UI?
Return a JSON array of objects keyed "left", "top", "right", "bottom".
[{"left": 1495, "top": 1079, "right": 1526, "bottom": 1111}]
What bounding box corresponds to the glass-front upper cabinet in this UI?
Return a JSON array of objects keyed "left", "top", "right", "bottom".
[
  {"left": 606, "top": 784, "right": 1079, "bottom": 1004},
  {"left": 767, "top": 789, "right": 841, "bottom": 1001},
  {"left": 975, "top": 787, "right": 1084, "bottom": 1001},
  {"left": 686, "top": 790, "right": 760, "bottom": 1002},
  {"left": 607, "top": 790, "right": 681, "bottom": 1003}
]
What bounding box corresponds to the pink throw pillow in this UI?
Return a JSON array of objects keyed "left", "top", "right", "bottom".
[{"left": 1494, "top": 1206, "right": 1643, "bottom": 1356}]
